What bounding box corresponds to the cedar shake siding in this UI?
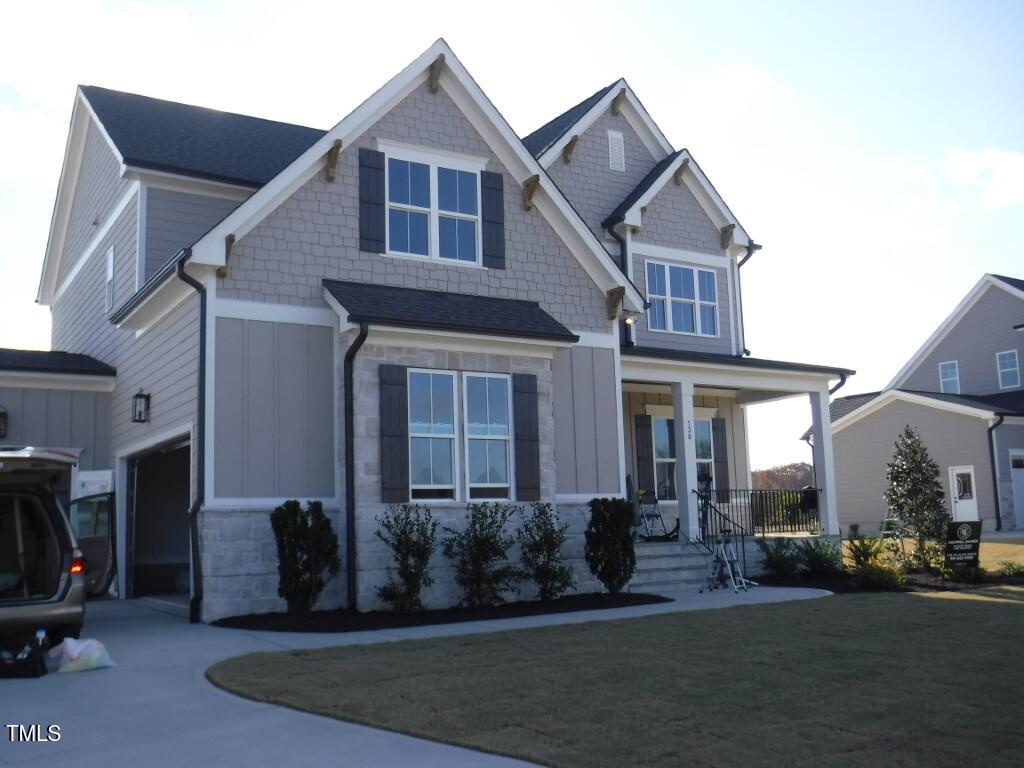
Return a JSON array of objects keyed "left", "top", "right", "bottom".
[{"left": 218, "top": 82, "right": 611, "bottom": 334}]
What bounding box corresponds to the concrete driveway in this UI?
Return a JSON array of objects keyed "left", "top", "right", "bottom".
[{"left": 3, "top": 587, "right": 826, "bottom": 766}]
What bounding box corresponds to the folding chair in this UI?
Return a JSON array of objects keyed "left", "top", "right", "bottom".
[{"left": 637, "top": 490, "right": 668, "bottom": 538}]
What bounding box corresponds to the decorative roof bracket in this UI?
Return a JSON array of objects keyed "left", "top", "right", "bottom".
[
  {"left": 611, "top": 88, "right": 627, "bottom": 116},
  {"left": 522, "top": 174, "right": 540, "bottom": 210},
  {"left": 562, "top": 135, "right": 579, "bottom": 164},
  {"left": 429, "top": 54, "right": 445, "bottom": 94},
  {"left": 325, "top": 139, "right": 343, "bottom": 182}
]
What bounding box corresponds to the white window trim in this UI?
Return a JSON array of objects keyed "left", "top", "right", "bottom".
[
  {"left": 938, "top": 360, "right": 960, "bottom": 394},
  {"left": 408, "top": 369, "right": 459, "bottom": 501},
  {"left": 461, "top": 372, "right": 515, "bottom": 501},
  {"left": 380, "top": 143, "right": 486, "bottom": 266},
  {"left": 996, "top": 350, "right": 1020, "bottom": 390},
  {"left": 103, "top": 246, "right": 114, "bottom": 313},
  {"left": 607, "top": 129, "right": 625, "bottom": 172},
  {"left": 643, "top": 259, "right": 720, "bottom": 337}
]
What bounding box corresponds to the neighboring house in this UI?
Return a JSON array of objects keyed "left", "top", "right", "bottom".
[
  {"left": 6, "top": 40, "right": 851, "bottom": 622},
  {"left": 822, "top": 274, "right": 1024, "bottom": 533}
]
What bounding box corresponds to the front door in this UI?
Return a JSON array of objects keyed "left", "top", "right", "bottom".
[
  {"left": 1012, "top": 454, "right": 1024, "bottom": 525},
  {"left": 949, "top": 465, "right": 979, "bottom": 522}
]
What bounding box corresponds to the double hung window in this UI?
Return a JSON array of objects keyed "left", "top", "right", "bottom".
[{"left": 645, "top": 261, "right": 718, "bottom": 336}]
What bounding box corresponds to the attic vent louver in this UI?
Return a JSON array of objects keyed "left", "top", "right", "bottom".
[{"left": 608, "top": 130, "right": 625, "bottom": 172}]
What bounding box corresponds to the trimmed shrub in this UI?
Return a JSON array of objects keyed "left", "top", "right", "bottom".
[
  {"left": 795, "top": 537, "right": 844, "bottom": 578},
  {"left": 853, "top": 562, "right": 906, "bottom": 590},
  {"left": 443, "top": 503, "right": 522, "bottom": 607},
  {"left": 518, "top": 502, "right": 575, "bottom": 601},
  {"left": 998, "top": 561, "right": 1024, "bottom": 577},
  {"left": 584, "top": 498, "right": 636, "bottom": 594},
  {"left": 845, "top": 524, "right": 883, "bottom": 570},
  {"left": 270, "top": 500, "right": 341, "bottom": 614},
  {"left": 756, "top": 537, "right": 800, "bottom": 579},
  {"left": 375, "top": 504, "right": 438, "bottom": 612}
]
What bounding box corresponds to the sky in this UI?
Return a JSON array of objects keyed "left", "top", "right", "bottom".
[{"left": 1, "top": 0, "right": 1022, "bottom": 469}]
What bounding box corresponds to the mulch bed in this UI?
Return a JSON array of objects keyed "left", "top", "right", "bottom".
[{"left": 212, "top": 592, "right": 672, "bottom": 633}]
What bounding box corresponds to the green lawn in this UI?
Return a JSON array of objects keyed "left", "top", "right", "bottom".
[{"left": 208, "top": 589, "right": 1024, "bottom": 768}]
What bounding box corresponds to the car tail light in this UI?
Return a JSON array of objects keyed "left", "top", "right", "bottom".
[{"left": 70, "top": 551, "right": 86, "bottom": 575}]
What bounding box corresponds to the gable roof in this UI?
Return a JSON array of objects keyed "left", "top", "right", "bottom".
[
  {"left": 323, "top": 280, "right": 578, "bottom": 342},
  {"left": 602, "top": 148, "right": 752, "bottom": 249},
  {"left": 521, "top": 83, "right": 617, "bottom": 157},
  {"left": 79, "top": 86, "right": 325, "bottom": 188},
  {"left": 820, "top": 387, "right": 1023, "bottom": 439},
  {"left": 887, "top": 273, "right": 1024, "bottom": 389},
  {"left": 0, "top": 348, "right": 115, "bottom": 376},
  {"left": 527, "top": 79, "right": 674, "bottom": 167}
]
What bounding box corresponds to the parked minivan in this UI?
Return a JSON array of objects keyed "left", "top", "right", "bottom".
[{"left": 0, "top": 447, "right": 87, "bottom": 643}]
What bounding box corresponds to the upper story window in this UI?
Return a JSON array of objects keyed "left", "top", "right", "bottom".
[
  {"left": 939, "top": 360, "right": 960, "bottom": 394},
  {"left": 383, "top": 144, "right": 484, "bottom": 264},
  {"left": 645, "top": 261, "right": 719, "bottom": 337},
  {"left": 997, "top": 350, "right": 1020, "bottom": 389},
  {"left": 103, "top": 246, "right": 114, "bottom": 313},
  {"left": 608, "top": 130, "right": 625, "bottom": 172}
]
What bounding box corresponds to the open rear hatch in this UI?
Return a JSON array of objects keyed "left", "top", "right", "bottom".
[{"left": 0, "top": 447, "right": 79, "bottom": 603}]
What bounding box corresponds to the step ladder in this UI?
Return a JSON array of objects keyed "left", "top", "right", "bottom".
[{"left": 700, "top": 529, "right": 756, "bottom": 593}]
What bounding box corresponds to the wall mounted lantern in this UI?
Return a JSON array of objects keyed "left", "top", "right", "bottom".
[{"left": 131, "top": 390, "right": 151, "bottom": 424}]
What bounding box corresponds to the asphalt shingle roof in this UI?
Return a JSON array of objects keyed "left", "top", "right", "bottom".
[
  {"left": 521, "top": 83, "right": 617, "bottom": 158},
  {"left": 991, "top": 274, "right": 1024, "bottom": 293},
  {"left": 0, "top": 348, "right": 115, "bottom": 376},
  {"left": 80, "top": 85, "right": 326, "bottom": 187},
  {"left": 322, "top": 280, "right": 579, "bottom": 342},
  {"left": 621, "top": 346, "right": 855, "bottom": 377},
  {"left": 602, "top": 150, "right": 683, "bottom": 228}
]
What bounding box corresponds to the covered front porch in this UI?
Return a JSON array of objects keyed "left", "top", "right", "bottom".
[{"left": 620, "top": 348, "right": 848, "bottom": 545}]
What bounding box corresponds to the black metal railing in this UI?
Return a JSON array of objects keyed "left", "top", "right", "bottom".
[
  {"left": 698, "top": 488, "right": 821, "bottom": 537},
  {"left": 692, "top": 490, "right": 749, "bottom": 574}
]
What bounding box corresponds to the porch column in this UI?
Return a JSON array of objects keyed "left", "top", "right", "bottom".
[
  {"left": 671, "top": 379, "right": 700, "bottom": 541},
  {"left": 809, "top": 388, "right": 839, "bottom": 536}
]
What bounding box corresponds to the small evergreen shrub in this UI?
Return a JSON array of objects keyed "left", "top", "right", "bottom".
[
  {"left": 756, "top": 537, "right": 800, "bottom": 579},
  {"left": 584, "top": 498, "right": 636, "bottom": 594},
  {"left": 270, "top": 500, "right": 341, "bottom": 614},
  {"left": 998, "top": 561, "right": 1024, "bottom": 577},
  {"left": 845, "top": 524, "right": 883, "bottom": 570},
  {"left": 518, "top": 502, "right": 575, "bottom": 601},
  {"left": 375, "top": 504, "right": 438, "bottom": 612},
  {"left": 795, "top": 537, "right": 844, "bottom": 578},
  {"left": 443, "top": 503, "right": 522, "bottom": 607},
  {"left": 853, "top": 562, "right": 906, "bottom": 590}
]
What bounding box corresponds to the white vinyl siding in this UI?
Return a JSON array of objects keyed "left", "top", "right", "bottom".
[
  {"left": 939, "top": 360, "right": 960, "bottom": 394},
  {"left": 997, "top": 350, "right": 1020, "bottom": 389}
]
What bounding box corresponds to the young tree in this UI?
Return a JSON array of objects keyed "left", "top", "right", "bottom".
[{"left": 883, "top": 425, "right": 949, "bottom": 569}]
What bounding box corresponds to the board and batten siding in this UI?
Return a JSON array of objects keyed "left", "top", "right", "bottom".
[
  {"left": 214, "top": 317, "right": 335, "bottom": 499},
  {"left": 144, "top": 188, "right": 241, "bottom": 281},
  {"left": 630, "top": 252, "right": 733, "bottom": 355},
  {"left": 217, "top": 81, "right": 610, "bottom": 334},
  {"left": 56, "top": 120, "right": 131, "bottom": 288},
  {"left": 621, "top": 390, "right": 749, "bottom": 496},
  {"left": 0, "top": 387, "right": 111, "bottom": 471},
  {"left": 545, "top": 108, "right": 661, "bottom": 246},
  {"left": 552, "top": 346, "right": 621, "bottom": 495},
  {"left": 833, "top": 399, "right": 996, "bottom": 532},
  {"left": 900, "top": 284, "right": 1024, "bottom": 395}
]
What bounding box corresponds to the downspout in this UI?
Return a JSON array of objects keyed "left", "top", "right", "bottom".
[
  {"left": 606, "top": 225, "right": 635, "bottom": 347},
  {"left": 736, "top": 241, "right": 760, "bottom": 355},
  {"left": 175, "top": 249, "right": 205, "bottom": 624},
  {"left": 343, "top": 321, "right": 369, "bottom": 609},
  {"left": 829, "top": 372, "right": 849, "bottom": 395},
  {"left": 988, "top": 414, "right": 1005, "bottom": 531}
]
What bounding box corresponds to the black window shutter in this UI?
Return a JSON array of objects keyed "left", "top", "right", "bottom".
[
  {"left": 634, "top": 415, "right": 655, "bottom": 495},
  {"left": 379, "top": 364, "right": 409, "bottom": 503},
  {"left": 513, "top": 373, "right": 540, "bottom": 501},
  {"left": 359, "top": 148, "right": 386, "bottom": 253},
  {"left": 480, "top": 170, "right": 505, "bottom": 270},
  {"left": 712, "top": 417, "right": 729, "bottom": 502}
]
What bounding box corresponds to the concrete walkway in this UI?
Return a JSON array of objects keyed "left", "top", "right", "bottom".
[{"left": 2, "top": 586, "right": 827, "bottom": 767}]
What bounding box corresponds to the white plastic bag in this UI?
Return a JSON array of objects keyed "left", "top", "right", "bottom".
[{"left": 49, "top": 638, "right": 115, "bottom": 673}]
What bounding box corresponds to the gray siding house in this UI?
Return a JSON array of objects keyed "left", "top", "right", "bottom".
[
  {"left": 826, "top": 274, "right": 1024, "bottom": 533},
  {"left": 9, "top": 40, "right": 851, "bottom": 621}
]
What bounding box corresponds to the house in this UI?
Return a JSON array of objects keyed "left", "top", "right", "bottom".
[
  {"left": 823, "top": 274, "right": 1024, "bottom": 533},
  {"left": 6, "top": 40, "right": 852, "bottom": 622}
]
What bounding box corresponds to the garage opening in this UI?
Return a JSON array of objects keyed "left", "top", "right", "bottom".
[{"left": 127, "top": 441, "right": 190, "bottom": 600}]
